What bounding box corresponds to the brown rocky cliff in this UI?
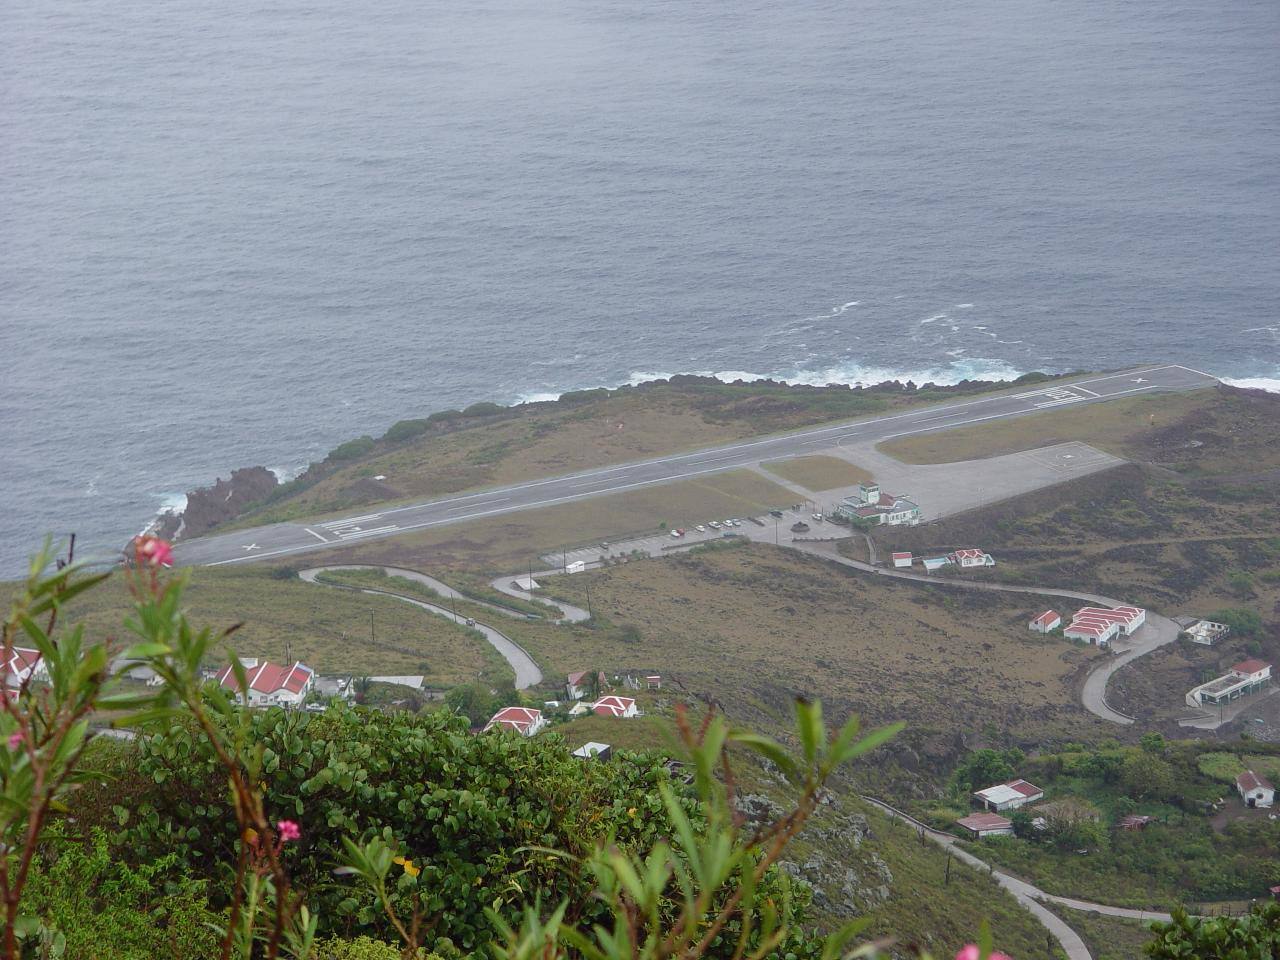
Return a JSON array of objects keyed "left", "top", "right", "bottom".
[{"left": 154, "top": 466, "right": 279, "bottom": 540}]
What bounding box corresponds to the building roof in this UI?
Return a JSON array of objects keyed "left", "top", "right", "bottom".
[
  {"left": 486, "top": 706, "right": 543, "bottom": 734},
  {"left": 217, "top": 660, "right": 313, "bottom": 696},
  {"left": 2, "top": 646, "right": 42, "bottom": 679},
  {"left": 957, "top": 812, "right": 1012, "bottom": 832},
  {"left": 1031, "top": 610, "right": 1060, "bottom": 626},
  {"left": 975, "top": 780, "right": 1042, "bottom": 805},
  {"left": 592, "top": 695, "right": 636, "bottom": 717},
  {"left": 1233, "top": 658, "right": 1272, "bottom": 675},
  {"left": 878, "top": 492, "right": 895, "bottom": 507},
  {"left": 854, "top": 506, "right": 881, "bottom": 518},
  {"left": 891, "top": 552, "right": 912, "bottom": 560},
  {"left": 1065, "top": 622, "right": 1109, "bottom": 636},
  {"left": 1237, "top": 770, "right": 1274, "bottom": 793},
  {"left": 1074, "top": 607, "right": 1140, "bottom": 626},
  {"left": 953, "top": 549, "right": 986, "bottom": 560},
  {"left": 572, "top": 741, "right": 611, "bottom": 758}
]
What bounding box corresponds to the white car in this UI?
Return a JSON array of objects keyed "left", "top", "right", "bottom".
[
  {"left": 730, "top": 518, "right": 741, "bottom": 526},
  {"left": 708, "top": 521, "right": 721, "bottom": 529},
  {"left": 695, "top": 524, "right": 707, "bottom": 533},
  {"left": 812, "top": 513, "right": 823, "bottom": 522},
  {"left": 670, "top": 529, "right": 682, "bottom": 538}
]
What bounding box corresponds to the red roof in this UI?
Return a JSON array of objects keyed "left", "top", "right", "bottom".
[
  {"left": 855, "top": 506, "right": 880, "bottom": 518},
  {"left": 2, "top": 647, "right": 42, "bottom": 682},
  {"left": 1004, "top": 779, "right": 1042, "bottom": 798},
  {"left": 592, "top": 695, "right": 636, "bottom": 717},
  {"left": 1031, "top": 610, "right": 1060, "bottom": 627},
  {"left": 953, "top": 548, "right": 986, "bottom": 560},
  {"left": 1065, "top": 622, "right": 1108, "bottom": 636},
  {"left": 892, "top": 552, "right": 912, "bottom": 559},
  {"left": 217, "top": 660, "right": 313, "bottom": 696},
  {"left": 1238, "top": 770, "right": 1274, "bottom": 792},
  {"left": 877, "top": 493, "right": 895, "bottom": 507},
  {"left": 957, "top": 812, "right": 1012, "bottom": 832},
  {"left": 1233, "top": 658, "right": 1271, "bottom": 675},
  {"left": 485, "top": 706, "right": 543, "bottom": 734}
]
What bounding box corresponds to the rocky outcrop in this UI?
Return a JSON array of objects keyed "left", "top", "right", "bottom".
[{"left": 154, "top": 467, "right": 279, "bottom": 541}]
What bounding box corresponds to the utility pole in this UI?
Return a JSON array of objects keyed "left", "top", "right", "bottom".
[
  {"left": 945, "top": 851, "right": 952, "bottom": 886},
  {"left": 370, "top": 611, "right": 375, "bottom": 646},
  {"left": 585, "top": 582, "right": 594, "bottom": 621}
]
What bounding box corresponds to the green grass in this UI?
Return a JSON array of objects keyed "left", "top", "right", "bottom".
[
  {"left": 760, "top": 455, "right": 874, "bottom": 492},
  {"left": 1041, "top": 901, "right": 1155, "bottom": 960}
]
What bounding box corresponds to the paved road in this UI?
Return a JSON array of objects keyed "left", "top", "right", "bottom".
[
  {"left": 298, "top": 566, "right": 543, "bottom": 689},
  {"left": 863, "top": 797, "right": 1177, "bottom": 960},
  {"left": 174, "top": 365, "right": 1216, "bottom": 568}
]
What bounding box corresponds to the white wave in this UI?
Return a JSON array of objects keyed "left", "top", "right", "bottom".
[
  {"left": 956, "top": 303, "right": 974, "bottom": 308},
  {"left": 1222, "top": 377, "right": 1280, "bottom": 393},
  {"left": 515, "top": 390, "right": 564, "bottom": 404},
  {"left": 268, "top": 464, "right": 306, "bottom": 483},
  {"left": 917, "top": 314, "right": 947, "bottom": 325},
  {"left": 152, "top": 492, "right": 188, "bottom": 515}
]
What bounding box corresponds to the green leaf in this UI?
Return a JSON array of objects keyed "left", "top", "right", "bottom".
[
  {"left": 795, "top": 697, "right": 824, "bottom": 765},
  {"left": 829, "top": 721, "right": 904, "bottom": 767}
]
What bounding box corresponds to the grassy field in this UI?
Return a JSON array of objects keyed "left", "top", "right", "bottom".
[
  {"left": 207, "top": 374, "right": 1071, "bottom": 533},
  {"left": 521, "top": 542, "right": 1102, "bottom": 742},
  {"left": 306, "top": 468, "right": 796, "bottom": 573},
  {"left": 880, "top": 385, "right": 1280, "bottom": 479},
  {"left": 1041, "top": 901, "right": 1154, "bottom": 960},
  {"left": 10, "top": 565, "right": 511, "bottom": 686},
  {"left": 761, "top": 455, "right": 873, "bottom": 491}
]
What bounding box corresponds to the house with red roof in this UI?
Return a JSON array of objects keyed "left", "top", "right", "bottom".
[
  {"left": 216, "top": 658, "right": 314, "bottom": 707},
  {"left": 566, "top": 670, "right": 607, "bottom": 701},
  {"left": 1188, "top": 659, "right": 1273, "bottom": 708},
  {"left": 1236, "top": 770, "right": 1275, "bottom": 809},
  {"left": 956, "top": 812, "right": 1014, "bottom": 838},
  {"left": 1028, "top": 610, "right": 1061, "bottom": 633},
  {"left": 484, "top": 706, "right": 547, "bottom": 737},
  {"left": 973, "top": 778, "right": 1044, "bottom": 812},
  {"left": 1064, "top": 605, "right": 1146, "bottom": 648},
  {"left": 592, "top": 695, "right": 639, "bottom": 718},
  {"left": 950, "top": 548, "right": 994, "bottom": 569},
  {"left": 2, "top": 647, "right": 47, "bottom": 688},
  {"left": 891, "top": 552, "right": 913, "bottom": 569}
]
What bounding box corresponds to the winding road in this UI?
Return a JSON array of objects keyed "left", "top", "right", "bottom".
[
  {"left": 862, "top": 796, "right": 1175, "bottom": 960},
  {"left": 299, "top": 565, "right": 543, "bottom": 688}
]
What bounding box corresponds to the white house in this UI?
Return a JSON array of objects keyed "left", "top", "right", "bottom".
[
  {"left": 1185, "top": 619, "right": 1230, "bottom": 645},
  {"left": 973, "top": 779, "right": 1044, "bottom": 812},
  {"left": 484, "top": 706, "right": 547, "bottom": 737},
  {"left": 1064, "top": 605, "right": 1146, "bottom": 647},
  {"left": 833, "top": 484, "right": 921, "bottom": 527},
  {"left": 592, "top": 695, "right": 639, "bottom": 718},
  {"left": 956, "top": 812, "right": 1014, "bottom": 838},
  {"left": 892, "top": 552, "right": 913, "bottom": 569},
  {"left": 216, "top": 658, "right": 314, "bottom": 707},
  {"left": 2, "top": 647, "right": 47, "bottom": 688},
  {"left": 951, "top": 549, "right": 995, "bottom": 569},
  {"left": 1236, "top": 770, "right": 1275, "bottom": 809},
  {"left": 1190, "top": 659, "right": 1274, "bottom": 707},
  {"left": 1028, "top": 610, "right": 1061, "bottom": 633},
  {"left": 572, "top": 741, "right": 612, "bottom": 760},
  {"left": 566, "top": 670, "right": 607, "bottom": 700}
]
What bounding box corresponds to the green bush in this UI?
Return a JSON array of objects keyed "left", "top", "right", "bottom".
[
  {"left": 382, "top": 419, "right": 432, "bottom": 442},
  {"left": 328, "top": 436, "right": 378, "bottom": 461},
  {"left": 312, "top": 936, "right": 424, "bottom": 959},
  {"left": 461, "top": 401, "right": 505, "bottom": 417},
  {"left": 21, "top": 831, "right": 220, "bottom": 960},
  {"left": 112, "top": 704, "right": 721, "bottom": 953},
  {"left": 1147, "top": 903, "right": 1280, "bottom": 958}
]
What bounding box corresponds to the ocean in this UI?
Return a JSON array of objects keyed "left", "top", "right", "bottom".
[{"left": 2, "top": 0, "right": 1278, "bottom": 576}]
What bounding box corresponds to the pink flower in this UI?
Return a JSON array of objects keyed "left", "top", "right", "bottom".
[
  {"left": 7, "top": 732, "right": 23, "bottom": 750},
  {"left": 956, "top": 946, "right": 1011, "bottom": 960},
  {"left": 276, "top": 820, "right": 301, "bottom": 842},
  {"left": 134, "top": 536, "right": 174, "bottom": 568}
]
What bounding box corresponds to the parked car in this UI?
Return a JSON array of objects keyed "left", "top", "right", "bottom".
[
  {"left": 675, "top": 528, "right": 686, "bottom": 536},
  {"left": 670, "top": 529, "right": 682, "bottom": 538},
  {"left": 695, "top": 524, "right": 707, "bottom": 532},
  {"left": 464, "top": 617, "right": 476, "bottom": 626},
  {"left": 769, "top": 510, "right": 784, "bottom": 518},
  {"left": 729, "top": 518, "right": 741, "bottom": 526},
  {"left": 709, "top": 521, "right": 721, "bottom": 529},
  {"left": 812, "top": 513, "right": 823, "bottom": 522}
]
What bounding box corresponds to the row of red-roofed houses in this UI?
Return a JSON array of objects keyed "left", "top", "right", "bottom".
[
  {"left": 888, "top": 548, "right": 994, "bottom": 571},
  {"left": 1062, "top": 605, "right": 1146, "bottom": 648},
  {"left": 484, "top": 694, "right": 640, "bottom": 737}
]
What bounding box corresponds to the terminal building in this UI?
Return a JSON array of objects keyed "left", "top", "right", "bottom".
[{"left": 1189, "top": 659, "right": 1273, "bottom": 708}]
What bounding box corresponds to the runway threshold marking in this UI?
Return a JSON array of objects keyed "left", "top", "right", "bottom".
[{"left": 304, "top": 528, "right": 330, "bottom": 543}]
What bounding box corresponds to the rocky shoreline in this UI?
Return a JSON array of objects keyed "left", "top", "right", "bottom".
[{"left": 150, "top": 466, "right": 278, "bottom": 542}]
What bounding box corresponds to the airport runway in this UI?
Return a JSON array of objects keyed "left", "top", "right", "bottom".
[{"left": 173, "top": 364, "right": 1218, "bottom": 568}]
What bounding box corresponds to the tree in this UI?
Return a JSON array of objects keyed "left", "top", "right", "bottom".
[
  {"left": 1209, "top": 607, "right": 1264, "bottom": 639},
  {"left": 1121, "top": 751, "right": 1175, "bottom": 800},
  {"left": 1147, "top": 903, "right": 1280, "bottom": 959},
  {"left": 952, "top": 748, "right": 1025, "bottom": 793},
  {"left": 1009, "top": 810, "right": 1035, "bottom": 839},
  {"left": 1140, "top": 732, "right": 1166, "bottom": 754}
]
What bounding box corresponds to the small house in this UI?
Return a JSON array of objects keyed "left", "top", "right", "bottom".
[
  {"left": 645, "top": 675, "right": 662, "bottom": 689},
  {"left": 216, "top": 659, "right": 315, "bottom": 707},
  {"left": 484, "top": 706, "right": 547, "bottom": 737},
  {"left": 592, "top": 695, "right": 639, "bottom": 718},
  {"left": 1028, "top": 610, "right": 1061, "bottom": 633},
  {"left": 572, "top": 741, "right": 612, "bottom": 760},
  {"left": 892, "top": 552, "right": 913, "bottom": 569},
  {"left": 1236, "top": 770, "right": 1275, "bottom": 809},
  {"left": 951, "top": 549, "right": 995, "bottom": 569},
  {"left": 956, "top": 812, "right": 1014, "bottom": 838},
  {"left": 973, "top": 779, "right": 1044, "bottom": 812},
  {"left": 2, "top": 647, "right": 47, "bottom": 688},
  {"left": 565, "top": 560, "right": 586, "bottom": 574},
  {"left": 566, "top": 670, "right": 607, "bottom": 701}
]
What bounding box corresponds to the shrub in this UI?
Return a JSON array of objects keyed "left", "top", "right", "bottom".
[
  {"left": 382, "top": 419, "right": 431, "bottom": 442},
  {"left": 328, "top": 436, "right": 377, "bottom": 461},
  {"left": 461, "top": 401, "right": 505, "bottom": 417},
  {"left": 1147, "top": 902, "right": 1280, "bottom": 958}
]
